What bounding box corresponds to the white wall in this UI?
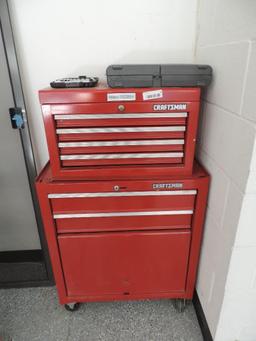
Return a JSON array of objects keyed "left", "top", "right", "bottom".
[
  {"left": 8, "top": 0, "right": 198, "bottom": 170},
  {"left": 215, "top": 142, "right": 256, "bottom": 341},
  {"left": 195, "top": 0, "right": 256, "bottom": 339}
]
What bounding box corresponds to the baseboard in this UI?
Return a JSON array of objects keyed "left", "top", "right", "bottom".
[
  {"left": 0, "top": 250, "right": 54, "bottom": 288},
  {"left": 0, "top": 279, "right": 54, "bottom": 289},
  {"left": 0, "top": 249, "right": 43, "bottom": 262},
  {"left": 193, "top": 291, "right": 213, "bottom": 341}
]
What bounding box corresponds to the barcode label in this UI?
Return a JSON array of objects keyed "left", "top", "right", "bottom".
[
  {"left": 143, "top": 89, "right": 163, "bottom": 101},
  {"left": 107, "top": 93, "right": 136, "bottom": 102}
]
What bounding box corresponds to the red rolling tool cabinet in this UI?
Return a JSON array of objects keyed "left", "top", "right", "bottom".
[
  {"left": 39, "top": 86, "right": 200, "bottom": 180},
  {"left": 36, "top": 161, "right": 209, "bottom": 311}
]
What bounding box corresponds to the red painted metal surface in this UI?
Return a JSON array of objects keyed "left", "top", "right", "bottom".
[
  {"left": 39, "top": 86, "right": 201, "bottom": 179},
  {"left": 36, "top": 161, "right": 209, "bottom": 305},
  {"left": 55, "top": 215, "right": 192, "bottom": 234},
  {"left": 58, "top": 231, "right": 191, "bottom": 297}
]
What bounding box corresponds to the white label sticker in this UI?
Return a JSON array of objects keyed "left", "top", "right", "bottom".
[
  {"left": 107, "top": 93, "right": 136, "bottom": 102},
  {"left": 143, "top": 89, "right": 163, "bottom": 101}
]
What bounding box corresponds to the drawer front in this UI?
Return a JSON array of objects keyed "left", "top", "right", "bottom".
[
  {"left": 55, "top": 113, "right": 187, "bottom": 128},
  {"left": 59, "top": 140, "right": 184, "bottom": 155},
  {"left": 57, "top": 127, "right": 184, "bottom": 167},
  {"left": 50, "top": 103, "right": 189, "bottom": 168},
  {"left": 58, "top": 230, "right": 191, "bottom": 297},
  {"left": 49, "top": 190, "right": 196, "bottom": 233},
  {"left": 60, "top": 153, "right": 183, "bottom": 167}
]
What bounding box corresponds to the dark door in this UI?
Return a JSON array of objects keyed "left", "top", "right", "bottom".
[{"left": 0, "top": 0, "right": 52, "bottom": 286}]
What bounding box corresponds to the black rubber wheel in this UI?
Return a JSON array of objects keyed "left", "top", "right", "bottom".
[
  {"left": 64, "top": 303, "right": 80, "bottom": 312},
  {"left": 173, "top": 299, "right": 186, "bottom": 313}
]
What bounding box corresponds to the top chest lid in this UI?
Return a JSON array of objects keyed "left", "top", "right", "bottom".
[{"left": 39, "top": 86, "right": 200, "bottom": 105}]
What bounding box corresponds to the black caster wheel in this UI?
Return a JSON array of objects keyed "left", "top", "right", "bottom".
[
  {"left": 173, "top": 299, "right": 187, "bottom": 313},
  {"left": 64, "top": 302, "right": 80, "bottom": 312}
]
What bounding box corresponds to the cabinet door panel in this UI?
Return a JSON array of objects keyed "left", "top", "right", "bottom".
[{"left": 58, "top": 230, "right": 191, "bottom": 297}]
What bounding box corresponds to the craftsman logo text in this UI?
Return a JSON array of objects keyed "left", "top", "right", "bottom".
[
  {"left": 153, "top": 104, "right": 187, "bottom": 111},
  {"left": 153, "top": 183, "right": 183, "bottom": 190}
]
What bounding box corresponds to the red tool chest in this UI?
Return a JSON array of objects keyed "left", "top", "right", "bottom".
[
  {"left": 39, "top": 86, "right": 200, "bottom": 180},
  {"left": 36, "top": 162, "right": 209, "bottom": 306}
]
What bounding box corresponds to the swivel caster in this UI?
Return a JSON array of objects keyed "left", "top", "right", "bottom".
[
  {"left": 64, "top": 302, "right": 80, "bottom": 312},
  {"left": 173, "top": 299, "right": 187, "bottom": 313}
]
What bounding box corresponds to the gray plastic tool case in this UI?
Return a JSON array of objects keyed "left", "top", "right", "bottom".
[{"left": 106, "top": 64, "right": 212, "bottom": 88}]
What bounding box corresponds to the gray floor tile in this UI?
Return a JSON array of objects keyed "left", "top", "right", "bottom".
[
  {"left": 67, "top": 300, "right": 203, "bottom": 341},
  {"left": 0, "top": 287, "right": 70, "bottom": 341},
  {"left": 0, "top": 287, "right": 203, "bottom": 341}
]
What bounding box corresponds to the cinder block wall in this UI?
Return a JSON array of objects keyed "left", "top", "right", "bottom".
[{"left": 195, "top": 0, "right": 256, "bottom": 339}]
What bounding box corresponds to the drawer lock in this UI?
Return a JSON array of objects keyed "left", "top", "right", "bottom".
[
  {"left": 113, "top": 185, "right": 120, "bottom": 192},
  {"left": 118, "top": 104, "right": 125, "bottom": 112}
]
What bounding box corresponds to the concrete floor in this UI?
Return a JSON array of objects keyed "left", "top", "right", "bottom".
[{"left": 0, "top": 287, "right": 203, "bottom": 341}]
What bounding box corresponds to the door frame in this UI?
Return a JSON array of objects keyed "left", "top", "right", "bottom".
[{"left": 0, "top": 0, "right": 54, "bottom": 286}]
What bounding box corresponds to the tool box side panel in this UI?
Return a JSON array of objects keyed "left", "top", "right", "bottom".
[
  {"left": 35, "top": 181, "right": 67, "bottom": 304},
  {"left": 41, "top": 105, "right": 62, "bottom": 177},
  {"left": 185, "top": 175, "right": 210, "bottom": 298},
  {"left": 183, "top": 101, "right": 200, "bottom": 173}
]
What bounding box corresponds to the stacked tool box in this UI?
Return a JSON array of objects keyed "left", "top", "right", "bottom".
[{"left": 36, "top": 85, "right": 209, "bottom": 311}]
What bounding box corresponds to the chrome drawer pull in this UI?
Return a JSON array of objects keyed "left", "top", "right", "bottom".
[
  {"left": 53, "top": 209, "right": 194, "bottom": 219},
  {"left": 48, "top": 190, "right": 197, "bottom": 199},
  {"left": 60, "top": 152, "right": 183, "bottom": 160},
  {"left": 58, "top": 139, "right": 185, "bottom": 148},
  {"left": 54, "top": 112, "right": 188, "bottom": 120},
  {"left": 56, "top": 126, "right": 186, "bottom": 134}
]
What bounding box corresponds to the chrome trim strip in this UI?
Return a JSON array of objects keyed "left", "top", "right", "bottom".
[
  {"left": 58, "top": 139, "right": 185, "bottom": 148},
  {"left": 48, "top": 190, "right": 197, "bottom": 199},
  {"left": 53, "top": 209, "right": 194, "bottom": 219},
  {"left": 60, "top": 152, "right": 183, "bottom": 160},
  {"left": 56, "top": 126, "right": 186, "bottom": 134},
  {"left": 54, "top": 112, "right": 188, "bottom": 120}
]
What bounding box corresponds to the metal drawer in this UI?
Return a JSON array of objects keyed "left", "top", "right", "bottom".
[
  {"left": 49, "top": 189, "right": 196, "bottom": 233},
  {"left": 56, "top": 118, "right": 186, "bottom": 167},
  {"left": 55, "top": 112, "right": 187, "bottom": 127}
]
